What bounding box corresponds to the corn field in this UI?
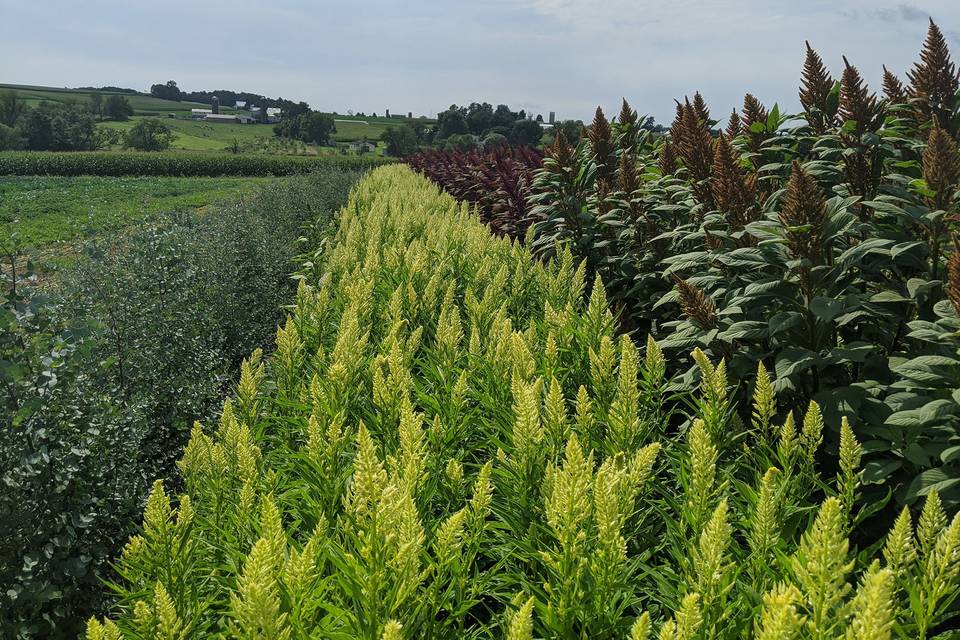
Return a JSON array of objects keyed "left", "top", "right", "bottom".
[{"left": 86, "top": 165, "right": 960, "bottom": 639}]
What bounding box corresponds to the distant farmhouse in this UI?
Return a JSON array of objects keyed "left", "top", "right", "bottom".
[
  {"left": 188, "top": 96, "right": 280, "bottom": 124},
  {"left": 348, "top": 140, "right": 377, "bottom": 153}
]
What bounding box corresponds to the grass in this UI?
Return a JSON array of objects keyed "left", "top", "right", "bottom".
[
  {"left": 99, "top": 117, "right": 296, "bottom": 152},
  {"left": 102, "top": 116, "right": 394, "bottom": 151},
  {"left": 329, "top": 118, "right": 392, "bottom": 143},
  {"left": 0, "top": 175, "right": 270, "bottom": 248}
]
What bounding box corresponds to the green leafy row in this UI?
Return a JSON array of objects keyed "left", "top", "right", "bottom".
[
  {"left": 0, "top": 151, "right": 392, "bottom": 177},
  {"left": 90, "top": 166, "right": 960, "bottom": 639}
]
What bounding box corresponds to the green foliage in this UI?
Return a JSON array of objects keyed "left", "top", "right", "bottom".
[
  {"left": 0, "top": 89, "right": 26, "bottom": 127},
  {"left": 16, "top": 101, "right": 102, "bottom": 151},
  {"left": 382, "top": 124, "right": 419, "bottom": 157},
  {"left": 0, "top": 123, "right": 21, "bottom": 151},
  {"left": 121, "top": 118, "right": 174, "bottom": 151},
  {"left": 0, "top": 150, "right": 392, "bottom": 176},
  {"left": 274, "top": 112, "right": 337, "bottom": 145},
  {"left": 526, "top": 32, "right": 960, "bottom": 513},
  {"left": 443, "top": 133, "right": 479, "bottom": 152},
  {"left": 511, "top": 118, "right": 543, "bottom": 147},
  {"left": 149, "top": 80, "right": 181, "bottom": 102},
  {"left": 0, "top": 175, "right": 270, "bottom": 248},
  {"left": 103, "top": 95, "right": 133, "bottom": 121},
  {"left": 0, "top": 168, "right": 362, "bottom": 638},
  {"left": 92, "top": 166, "right": 960, "bottom": 639}
]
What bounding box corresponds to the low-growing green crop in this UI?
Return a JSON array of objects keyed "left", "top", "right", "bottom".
[
  {"left": 90, "top": 166, "right": 960, "bottom": 639},
  {"left": 0, "top": 150, "right": 392, "bottom": 177},
  {"left": 0, "top": 175, "right": 270, "bottom": 247}
]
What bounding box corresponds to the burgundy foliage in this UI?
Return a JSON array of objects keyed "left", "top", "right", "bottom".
[{"left": 406, "top": 144, "right": 544, "bottom": 241}]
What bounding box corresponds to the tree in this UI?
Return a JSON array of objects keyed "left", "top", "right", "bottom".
[
  {"left": 150, "top": 80, "right": 182, "bottom": 101},
  {"left": 0, "top": 123, "right": 21, "bottom": 150},
  {"left": 465, "top": 102, "right": 494, "bottom": 135},
  {"left": 482, "top": 132, "right": 507, "bottom": 149},
  {"left": 104, "top": 95, "right": 134, "bottom": 121},
  {"left": 123, "top": 118, "right": 174, "bottom": 151},
  {"left": 381, "top": 125, "right": 418, "bottom": 157},
  {"left": 437, "top": 105, "right": 469, "bottom": 139},
  {"left": 510, "top": 118, "right": 543, "bottom": 146},
  {"left": 297, "top": 112, "right": 335, "bottom": 145},
  {"left": 0, "top": 90, "right": 26, "bottom": 127},
  {"left": 493, "top": 104, "right": 516, "bottom": 128},
  {"left": 89, "top": 93, "right": 103, "bottom": 120},
  {"left": 443, "top": 133, "right": 479, "bottom": 152},
  {"left": 274, "top": 112, "right": 336, "bottom": 145},
  {"left": 17, "top": 102, "right": 100, "bottom": 151},
  {"left": 542, "top": 119, "right": 584, "bottom": 147}
]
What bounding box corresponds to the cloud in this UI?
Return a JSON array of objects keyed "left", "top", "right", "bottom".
[
  {"left": 2, "top": 0, "right": 960, "bottom": 124},
  {"left": 869, "top": 3, "right": 928, "bottom": 22}
]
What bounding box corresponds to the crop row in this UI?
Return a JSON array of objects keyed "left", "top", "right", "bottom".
[
  {"left": 88, "top": 165, "right": 960, "bottom": 639},
  {"left": 0, "top": 151, "right": 393, "bottom": 177},
  {"left": 406, "top": 144, "right": 543, "bottom": 239}
]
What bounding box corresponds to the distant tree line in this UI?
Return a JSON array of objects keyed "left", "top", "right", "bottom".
[
  {"left": 380, "top": 102, "right": 567, "bottom": 158},
  {"left": 149, "top": 80, "right": 311, "bottom": 118},
  {"left": 75, "top": 86, "right": 139, "bottom": 94}
]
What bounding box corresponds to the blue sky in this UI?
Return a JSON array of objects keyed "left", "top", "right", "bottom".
[{"left": 1, "top": 0, "right": 959, "bottom": 125}]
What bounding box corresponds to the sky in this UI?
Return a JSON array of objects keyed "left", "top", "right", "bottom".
[{"left": 2, "top": 0, "right": 960, "bottom": 125}]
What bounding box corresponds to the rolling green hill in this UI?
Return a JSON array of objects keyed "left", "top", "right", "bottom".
[{"left": 0, "top": 83, "right": 221, "bottom": 116}]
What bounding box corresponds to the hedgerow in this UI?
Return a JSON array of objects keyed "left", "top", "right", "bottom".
[
  {"left": 90, "top": 165, "right": 960, "bottom": 639},
  {"left": 0, "top": 151, "right": 392, "bottom": 177}
]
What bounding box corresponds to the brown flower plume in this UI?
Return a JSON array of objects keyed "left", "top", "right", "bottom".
[
  {"left": 725, "top": 109, "right": 742, "bottom": 140},
  {"left": 839, "top": 57, "right": 880, "bottom": 136},
  {"left": 674, "top": 276, "right": 717, "bottom": 329},
  {"left": 659, "top": 140, "right": 678, "bottom": 175},
  {"left": 692, "top": 92, "right": 711, "bottom": 126},
  {"left": 908, "top": 19, "right": 960, "bottom": 128},
  {"left": 923, "top": 122, "right": 960, "bottom": 211},
  {"left": 948, "top": 251, "right": 960, "bottom": 316},
  {"left": 676, "top": 98, "right": 715, "bottom": 208},
  {"left": 617, "top": 98, "right": 639, "bottom": 152},
  {"left": 589, "top": 106, "right": 616, "bottom": 183},
  {"left": 882, "top": 65, "right": 907, "bottom": 105},
  {"left": 741, "top": 93, "right": 770, "bottom": 152},
  {"left": 711, "top": 134, "right": 758, "bottom": 232},
  {"left": 779, "top": 161, "right": 827, "bottom": 297},
  {"left": 799, "top": 41, "right": 837, "bottom": 133},
  {"left": 839, "top": 57, "right": 882, "bottom": 206}
]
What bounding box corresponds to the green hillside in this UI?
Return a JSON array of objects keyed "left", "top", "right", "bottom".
[{"left": 0, "top": 83, "right": 223, "bottom": 116}]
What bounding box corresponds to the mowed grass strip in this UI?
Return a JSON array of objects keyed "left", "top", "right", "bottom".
[{"left": 0, "top": 175, "right": 270, "bottom": 248}]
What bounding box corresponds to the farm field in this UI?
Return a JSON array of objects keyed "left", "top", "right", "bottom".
[
  {"left": 99, "top": 116, "right": 393, "bottom": 151},
  {"left": 0, "top": 175, "right": 269, "bottom": 247},
  {"left": 98, "top": 117, "right": 320, "bottom": 153},
  {"left": 0, "top": 83, "right": 221, "bottom": 116},
  {"left": 330, "top": 118, "right": 392, "bottom": 142}
]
